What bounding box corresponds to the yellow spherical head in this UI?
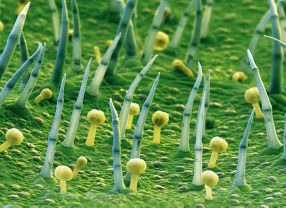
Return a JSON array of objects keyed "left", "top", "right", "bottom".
[
  {"left": 153, "top": 31, "right": 169, "bottom": 51},
  {"left": 0, "top": 21, "right": 4, "bottom": 32},
  {"left": 232, "top": 72, "right": 248, "bottom": 82},
  {"left": 201, "top": 170, "right": 219, "bottom": 187},
  {"left": 152, "top": 111, "right": 169, "bottom": 126},
  {"left": 87, "top": 109, "right": 106, "bottom": 124},
  {"left": 68, "top": 29, "right": 74, "bottom": 39},
  {"left": 55, "top": 166, "right": 73, "bottom": 181},
  {"left": 16, "top": 4, "right": 25, "bottom": 14},
  {"left": 172, "top": 59, "right": 185, "bottom": 70},
  {"left": 105, "top": 40, "right": 113, "bottom": 47},
  {"left": 5, "top": 128, "right": 24, "bottom": 146},
  {"left": 76, "top": 156, "right": 88, "bottom": 169},
  {"left": 210, "top": 137, "right": 228, "bottom": 153},
  {"left": 41, "top": 88, "right": 53, "bottom": 99},
  {"left": 126, "top": 158, "right": 146, "bottom": 175},
  {"left": 130, "top": 103, "right": 140, "bottom": 116},
  {"left": 244, "top": 87, "right": 260, "bottom": 104}
]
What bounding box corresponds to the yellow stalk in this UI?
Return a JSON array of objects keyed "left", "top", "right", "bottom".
[
  {"left": 182, "top": 66, "right": 194, "bottom": 78},
  {"left": 208, "top": 151, "right": 218, "bottom": 168},
  {"left": 94, "top": 46, "right": 102, "bottom": 65},
  {"left": 34, "top": 94, "right": 44, "bottom": 104},
  {"left": 60, "top": 180, "right": 67, "bottom": 194},
  {"left": 252, "top": 103, "right": 264, "bottom": 119},
  {"left": 0, "top": 141, "right": 11, "bottom": 152},
  {"left": 153, "top": 125, "right": 161, "bottom": 144},
  {"left": 126, "top": 115, "right": 134, "bottom": 129},
  {"left": 205, "top": 185, "right": 213, "bottom": 200},
  {"left": 72, "top": 167, "right": 80, "bottom": 179},
  {"left": 85, "top": 123, "right": 97, "bottom": 147},
  {"left": 130, "top": 174, "right": 139, "bottom": 192}
]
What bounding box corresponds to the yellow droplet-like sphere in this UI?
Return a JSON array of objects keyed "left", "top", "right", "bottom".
[
  {"left": 209, "top": 137, "right": 228, "bottom": 153},
  {"left": 5, "top": 128, "right": 24, "bottom": 145},
  {"left": 153, "top": 31, "right": 169, "bottom": 51},
  {"left": 244, "top": 87, "right": 260, "bottom": 104},
  {"left": 0, "top": 21, "right": 4, "bottom": 32},
  {"left": 126, "top": 158, "right": 146, "bottom": 175},
  {"left": 41, "top": 88, "right": 53, "bottom": 99},
  {"left": 55, "top": 166, "right": 73, "bottom": 181},
  {"left": 172, "top": 59, "right": 185, "bottom": 70},
  {"left": 172, "top": 59, "right": 194, "bottom": 78},
  {"left": 105, "top": 40, "right": 113, "bottom": 47},
  {"left": 16, "top": 4, "right": 25, "bottom": 14},
  {"left": 87, "top": 109, "right": 106, "bottom": 124},
  {"left": 232, "top": 72, "right": 247, "bottom": 82},
  {"left": 76, "top": 156, "right": 88, "bottom": 169},
  {"left": 152, "top": 111, "right": 169, "bottom": 126},
  {"left": 68, "top": 29, "right": 74, "bottom": 39},
  {"left": 130, "top": 103, "right": 140, "bottom": 116},
  {"left": 201, "top": 170, "right": 219, "bottom": 187}
]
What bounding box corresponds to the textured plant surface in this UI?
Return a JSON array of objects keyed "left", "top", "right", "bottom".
[{"left": 0, "top": 1, "right": 286, "bottom": 207}]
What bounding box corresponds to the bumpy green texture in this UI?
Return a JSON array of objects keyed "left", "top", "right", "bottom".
[{"left": 1, "top": 0, "right": 286, "bottom": 207}]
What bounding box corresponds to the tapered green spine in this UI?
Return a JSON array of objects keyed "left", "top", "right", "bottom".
[
  {"left": 232, "top": 110, "right": 254, "bottom": 190},
  {"left": 248, "top": 11, "right": 270, "bottom": 53},
  {"left": 125, "top": 73, "right": 160, "bottom": 182},
  {"left": 61, "top": 59, "right": 92, "bottom": 148},
  {"left": 52, "top": 0, "right": 69, "bottom": 84},
  {"left": 282, "top": 114, "right": 286, "bottom": 160},
  {"left": 192, "top": 72, "right": 207, "bottom": 186},
  {"left": 119, "top": 55, "right": 158, "bottom": 141},
  {"left": 0, "top": 2, "right": 30, "bottom": 80},
  {"left": 242, "top": 4, "right": 286, "bottom": 71},
  {"left": 40, "top": 74, "right": 66, "bottom": 178},
  {"left": 194, "top": 69, "right": 210, "bottom": 138},
  {"left": 15, "top": 44, "right": 46, "bottom": 108},
  {"left": 19, "top": 32, "right": 29, "bottom": 63},
  {"left": 130, "top": 73, "right": 160, "bottom": 159},
  {"left": 87, "top": 33, "right": 121, "bottom": 96},
  {"left": 48, "top": 0, "right": 60, "bottom": 45},
  {"left": 170, "top": 0, "right": 195, "bottom": 48},
  {"left": 241, "top": 11, "right": 270, "bottom": 70},
  {"left": 72, "top": 0, "right": 82, "bottom": 72},
  {"left": 18, "top": 32, "right": 30, "bottom": 92},
  {"left": 268, "top": 0, "right": 283, "bottom": 94},
  {"left": 203, "top": 70, "right": 210, "bottom": 137},
  {"left": 109, "top": 98, "right": 126, "bottom": 192},
  {"left": 141, "top": 0, "right": 168, "bottom": 62},
  {"left": 106, "top": 0, "right": 137, "bottom": 76},
  {"left": 277, "top": 0, "right": 286, "bottom": 43},
  {"left": 178, "top": 62, "right": 202, "bottom": 152},
  {"left": 117, "top": 0, "right": 137, "bottom": 57},
  {"left": 200, "top": 0, "right": 214, "bottom": 39},
  {"left": 185, "top": 0, "right": 202, "bottom": 68},
  {"left": 0, "top": 43, "right": 42, "bottom": 107},
  {"left": 247, "top": 50, "right": 283, "bottom": 150}
]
